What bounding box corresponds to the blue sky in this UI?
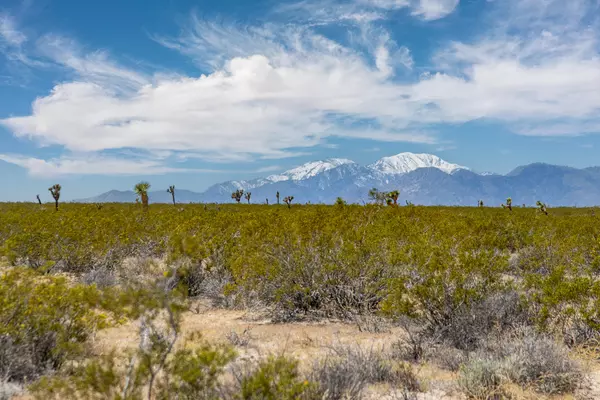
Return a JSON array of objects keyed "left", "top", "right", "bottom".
[{"left": 1, "top": 0, "right": 599, "bottom": 201}]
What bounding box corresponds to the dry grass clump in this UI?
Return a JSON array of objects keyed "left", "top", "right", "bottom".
[
  {"left": 458, "top": 357, "right": 506, "bottom": 400},
  {"left": 457, "top": 329, "right": 583, "bottom": 398},
  {"left": 497, "top": 331, "right": 583, "bottom": 394},
  {"left": 226, "top": 327, "right": 254, "bottom": 348},
  {"left": 309, "top": 344, "right": 421, "bottom": 400}
]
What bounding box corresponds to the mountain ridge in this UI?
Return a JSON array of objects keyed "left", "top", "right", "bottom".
[{"left": 74, "top": 152, "right": 600, "bottom": 206}]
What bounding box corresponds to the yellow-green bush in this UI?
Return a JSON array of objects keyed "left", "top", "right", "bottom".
[
  {"left": 1, "top": 203, "right": 600, "bottom": 334},
  {"left": 0, "top": 268, "right": 114, "bottom": 381}
]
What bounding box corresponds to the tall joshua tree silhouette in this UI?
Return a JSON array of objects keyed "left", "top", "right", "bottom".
[
  {"left": 48, "top": 184, "right": 61, "bottom": 211},
  {"left": 167, "top": 185, "right": 176, "bottom": 205},
  {"left": 231, "top": 189, "right": 244, "bottom": 203},
  {"left": 283, "top": 196, "right": 294, "bottom": 209},
  {"left": 135, "top": 182, "right": 151, "bottom": 211},
  {"left": 536, "top": 201, "right": 548, "bottom": 215},
  {"left": 387, "top": 190, "right": 400, "bottom": 206}
]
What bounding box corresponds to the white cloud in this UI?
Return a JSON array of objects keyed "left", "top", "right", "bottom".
[
  {"left": 0, "top": 154, "right": 208, "bottom": 177},
  {"left": 2, "top": 21, "right": 434, "bottom": 164},
  {"left": 419, "top": 0, "right": 600, "bottom": 131},
  {"left": 411, "top": 0, "right": 460, "bottom": 21}
]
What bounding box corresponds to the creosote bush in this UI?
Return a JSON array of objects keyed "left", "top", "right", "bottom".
[{"left": 0, "top": 268, "right": 114, "bottom": 382}]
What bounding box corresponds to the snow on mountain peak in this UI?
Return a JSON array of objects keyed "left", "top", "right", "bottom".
[
  {"left": 368, "top": 153, "right": 467, "bottom": 175},
  {"left": 267, "top": 158, "right": 355, "bottom": 182}
]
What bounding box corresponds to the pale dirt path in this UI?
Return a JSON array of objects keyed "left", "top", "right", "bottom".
[{"left": 92, "top": 300, "right": 465, "bottom": 399}]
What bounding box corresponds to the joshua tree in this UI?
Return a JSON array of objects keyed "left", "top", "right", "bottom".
[
  {"left": 231, "top": 189, "right": 244, "bottom": 203},
  {"left": 368, "top": 188, "right": 387, "bottom": 205},
  {"left": 536, "top": 200, "right": 548, "bottom": 215},
  {"left": 36, "top": 194, "right": 42, "bottom": 205},
  {"left": 244, "top": 192, "right": 252, "bottom": 204},
  {"left": 406, "top": 200, "right": 414, "bottom": 206},
  {"left": 283, "top": 196, "right": 294, "bottom": 209},
  {"left": 48, "top": 184, "right": 61, "bottom": 211},
  {"left": 134, "top": 182, "right": 151, "bottom": 210},
  {"left": 478, "top": 200, "right": 484, "bottom": 207},
  {"left": 387, "top": 190, "right": 400, "bottom": 206},
  {"left": 502, "top": 197, "right": 513, "bottom": 211},
  {"left": 335, "top": 197, "right": 346, "bottom": 206},
  {"left": 276, "top": 191, "right": 280, "bottom": 205},
  {"left": 167, "top": 185, "right": 176, "bottom": 205}
]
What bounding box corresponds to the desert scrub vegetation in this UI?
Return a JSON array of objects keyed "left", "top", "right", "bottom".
[
  {"left": 1, "top": 203, "right": 600, "bottom": 397},
  {"left": 0, "top": 265, "right": 190, "bottom": 384}
]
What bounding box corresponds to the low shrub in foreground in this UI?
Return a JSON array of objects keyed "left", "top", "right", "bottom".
[{"left": 0, "top": 268, "right": 114, "bottom": 382}]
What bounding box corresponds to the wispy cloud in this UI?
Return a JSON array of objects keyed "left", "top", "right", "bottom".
[
  {"left": 0, "top": 153, "right": 215, "bottom": 177},
  {"left": 0, "top": 13, "right": 26, "bottom": 46},
  {"left": 0, "top": 12, "right": 45, "bottom": 69},
  {"left": 36, "top": 34, "right": 149, "bottom": 90},
  {"left": 411, "top": 0, "right": 459, "bottom": 21},
  {"left": 255, "top": 165, "right": 282, "bottom": 173},
  {"left": 276, "top": 0, "right": 457, "bottom": 23}
]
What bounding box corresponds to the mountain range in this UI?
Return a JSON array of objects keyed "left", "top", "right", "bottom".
[{"left": 75, "top": 153, "right": 600, "bottom": 206}]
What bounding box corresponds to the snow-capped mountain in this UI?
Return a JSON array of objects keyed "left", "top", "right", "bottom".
[
  {"left": 266, "top": 159, "right": 355, "bottom": 182},
  {"left": 76, "top": 152, "right": 600, "bottom": 206},
  {"left": 368, "top": 153, "right": 468, "bottom": 175},
  {"left": 210, "top": 159, "right": 357, "bottom": 194}
]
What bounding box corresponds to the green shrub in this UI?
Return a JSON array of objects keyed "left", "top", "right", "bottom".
[
  {"left": 32, "top": 342, "right": 237, "bottom": 400},
  {"left": 0, "top": 268, "right": 111, "bottom": 381},
  {"left": 234, "top": 356, "right": 314, "bottom": 400}
]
